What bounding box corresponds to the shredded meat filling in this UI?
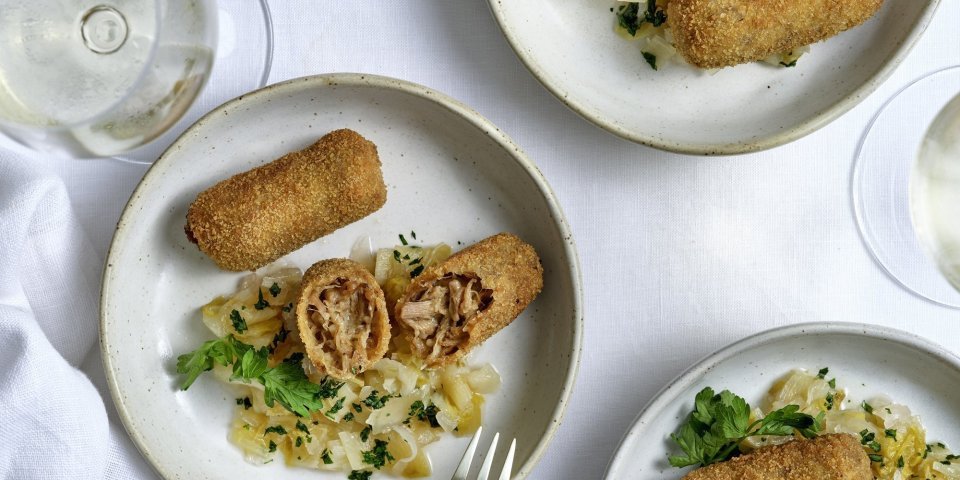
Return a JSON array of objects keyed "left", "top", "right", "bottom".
[
  {"left": 305, "top": 278, "right": 379, "bottom": 373},
  {"left": 398, "top": 274, "right": 492, "bottom": 362}
]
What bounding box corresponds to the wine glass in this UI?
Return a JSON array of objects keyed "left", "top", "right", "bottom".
[
  {"left": 853, "top": 66, "right": 960, "bottom": 308},
  {"left": 0, "top": 0, "right": 273, "bottom": 161}
]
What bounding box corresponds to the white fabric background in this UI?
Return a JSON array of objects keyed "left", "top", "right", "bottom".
[{"left": 1, "top": 1, "right": 959, "bottom": 479}]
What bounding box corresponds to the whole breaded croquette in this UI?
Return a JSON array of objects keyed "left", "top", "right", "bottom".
[
  {"left": 395, "top": 233, "right": 543, "bottom": 366},
  {"left": 668, "top": 0, "right": 883, "bottom": 69},
  {"left": 682, "top": 434, "right": 873, "bottom": 480},
  {"left": 185, "top": 129, "right": 387, "bottom": 271}
]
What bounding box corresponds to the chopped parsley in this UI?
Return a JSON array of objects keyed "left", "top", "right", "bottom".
[
  {"left": 321, "top": 448, "right": 333, "bottom": 465},
  {"left": 828, "top": 378, "right": 836, "bottom": 389},
  {"left": 264, "top": 425, "right": 287, "bottom": 436},
  {"left": 816, "top": 367, "right": 829, "bottom": 379},
  {"left": 295, "top": 436, "right": 303, "bottom": 447},
  {"left": 825, "top": 393, "right": 835, "bottom": 411},
  {"left": 668, "top": 387, "right": 823, "bottom": 468},
  {"left": 408, "top": 400, "right": 441, "bottom": 428},
  {"left": 268, "top": 440, "right": 277, "bottom": 453},
  {"left": 885, "top": 428, "right": 898, "bottom": 440},
  {"left": 362, "top": 439, "right": 395, "bottom": 469},
  {"left": 410, "top": 265, "right": 425, "bottom": 278},
  {"left": 869, "top": 454, "right": 883, "bottom": 463},
  {"left": 642, "top": 51, "right": 657, "bottom": 71},
  {"left": 897, "top": 456, "right": 904, "bottom": 469},
  {"left": 268, "top": 325, "right": 289, "bottom": 354},
  {"left": 269, "top": 282, "right": 281, "bottom": 297},
  {"left": 230, "top": 310, "right": 247, "bottom": 333},
  {"left": 325, "top": 397, "right": 346, "bottom": 419},
  {"left": 318, "top": 377, "right": 345, "bottom": 399},
  {"left": 352, "top": 403, "right": 363, "bottom": 413},
  {"left": 254, "top": 289, "right": 269, "bottom": 310},
  {"left": 859, "top": 429, "right": 880, "bottom": 452},
  {"left": 393, "top": 250, "right": 401, "bottom": 262},
  {"left": 363, "top": 390, "right": 395, "bottom": 410},
  {"left": 348, "top": 471, "right": 372, "bottom": 480},
  {"left": 295, "top": 420, "right": 309, "bottom": 433},
  {"left": 399, "top": 234, "right": 408, "bottom": 245},
  {"left": 343, "top": 412, "right": 355, "bottom": 422},
  {"left": 616, "top": 0, "right": 667, "bottom": 36},
  {"left": 411, "top": 230, "right": 417, "bottom": 240},
  {"left": 862, "top": 401, "right": 874, "bottom": 414},
  {"left": 236, "top": 397, "right": 252, "bottom": 410},
  {"left": 360, "top": 425, "right": 372, "bottom": 442}
]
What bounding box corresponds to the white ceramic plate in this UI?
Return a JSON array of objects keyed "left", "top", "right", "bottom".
[
  {"left": 100, "top": 74, "right": 583, "bottom": 479},
  {"left": 605, "top": 322, "right": 960, "bottom": 478},
  {"left": 489, "top": 0, "right": 940, "bottom": 154}
]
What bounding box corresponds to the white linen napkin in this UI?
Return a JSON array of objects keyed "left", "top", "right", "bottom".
[{"left": 0, "top": 153, "right": 155, "bottom": 479}]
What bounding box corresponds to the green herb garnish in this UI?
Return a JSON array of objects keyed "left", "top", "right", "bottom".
[
  {"left": 230, "top": 310, "right": 248, "bottom": 333},
  {"left": 325, "top": 397, "right": 346, "bottom": 419},
  {"left": 269, "top": 282, "right": 281, "bottom": 297},
  {"left": 321, "top": 448, "right": 334, "bottom": 464},
  {"left": 362, "top": 439, "right": 395, "bottom": 469},
  {"left": 348, "top": 471, "right": 372, "bottom": 480},
  {"left": 668, "top": 387, "right": 823, "bottom": 468},
  {"left": 817, "top": 367, "right": 829, "bottom": 379},
  {"left": 363, "top": 390, "right": 395, "bottom": 410},
  {"left": 642, "top": 51, "right": 658, "bottom": 71},
  {"left": 360, "top": 425, "right": 372, "bottom": 442},
  {"left": 254, "top": 289, "right": 269, "bottom": 310}
]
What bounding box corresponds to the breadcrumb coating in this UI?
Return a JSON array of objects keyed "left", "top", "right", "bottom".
[
  {"left": 682, "top": 434, "right": 873, "bottom": 480},
  {"left": 395, "top": 232, "right": 543, "bottom": 366},
  {"left": 185, "top": 129, "right": 386, "bottom": 271},
  {"left": 668, "top": 0, "right": 883, "bottom": 69}
]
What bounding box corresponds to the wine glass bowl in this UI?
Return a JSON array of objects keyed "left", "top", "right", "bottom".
[
  {"left": 0, "top": 0, "right": 218, "bottom": 158},
  {"left": 853, "top": 66, "right": 960, "bottom": 308}
]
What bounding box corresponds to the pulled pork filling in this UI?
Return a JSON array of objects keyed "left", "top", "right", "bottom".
[
  {"left": 306, "top": 278, "right": 379, "bottom": 374},
  {"left": 398, "top": 274, "right": 492, "bottom": 362}
]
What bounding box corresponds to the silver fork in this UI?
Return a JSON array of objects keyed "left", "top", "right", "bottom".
[{"left": 451, "top": 426, "right": 516, "bottom": 480}]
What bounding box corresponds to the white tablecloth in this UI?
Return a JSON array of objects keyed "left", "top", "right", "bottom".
[{"left": 5, "top": 1, "right": 960, "bottom": 479}]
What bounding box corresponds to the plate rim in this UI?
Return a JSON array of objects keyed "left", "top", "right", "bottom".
[
  {"left": 603, "top": 321, "right": 960, "bottom": 479},
  {"left": 99, "top": 72, "right": 585, "bottom": 479},
  {"left": 487, "top": 0, "right": 942, "bottom": 155}
]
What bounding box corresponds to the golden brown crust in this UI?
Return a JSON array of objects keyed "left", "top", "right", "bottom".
[
  {"left": 682, "top": 434, "right": 873, "bottom": 480},
  {"left": 296, "top": 259, "right": 390, "bottom": 380},
  {"left": 668, "top": 0, "right": 883, "bottom": 69},
  {"left": 185, "top": 129, "right": 387, "bottom": 271},
  {"left": 395, "top": 232, "right": 543, "bottom": 366}
]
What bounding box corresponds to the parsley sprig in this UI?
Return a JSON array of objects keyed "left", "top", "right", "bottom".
[
  {"left": 668, "top": 387, "right": 824, "bottom": 468},
  {"left": 176, "top": 335, "right": 340, "bottom": 417}
]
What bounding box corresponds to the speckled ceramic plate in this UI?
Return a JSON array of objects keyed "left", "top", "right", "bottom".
[
  {"left": 489, "top": 0, "right": 940, "bottom": 154},
  {"left": 605, "top": 322, "right": 960, "bottom": 479},
  {"left": 100, "top": 73, "right": 582, "bottom": 479}
]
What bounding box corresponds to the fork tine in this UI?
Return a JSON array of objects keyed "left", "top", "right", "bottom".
[
  {"left": 452, "top": 426, "right": 483, "bottom": 480},
  {"left": 498, "top": 438, "right": 516, "bottom": 480},
  {"left": 476, "top": 432, "right": 500, "bottom": 480}
]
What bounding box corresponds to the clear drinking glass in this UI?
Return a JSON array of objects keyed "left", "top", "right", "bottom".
[
  {"left": 853, "top": 66, "right": 960, "bottom": 308},
  {"left": 0, "top": 0, "right": 273, "bottom": 160}
]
